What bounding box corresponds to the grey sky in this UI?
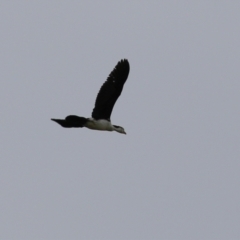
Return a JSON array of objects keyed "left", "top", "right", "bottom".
[{"left": 1, "top": 1, "right": 240, "bottom": 239}]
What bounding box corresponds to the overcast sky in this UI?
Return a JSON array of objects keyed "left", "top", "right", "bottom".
[{"left": 1, "top": 1, "right": 240, "bottom": 239}]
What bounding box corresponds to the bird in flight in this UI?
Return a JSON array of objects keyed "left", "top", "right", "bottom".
[{"left": 51, "top": 59, "right": 130, "bottom": 134}]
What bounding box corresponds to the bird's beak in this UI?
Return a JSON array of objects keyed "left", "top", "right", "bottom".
[{"left": 123, "top": 131, "right": 126, "bottom": 135}]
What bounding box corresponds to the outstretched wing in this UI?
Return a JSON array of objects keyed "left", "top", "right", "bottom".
[{"left": 92, "top": 59, "right": 130, "bottom": 120}]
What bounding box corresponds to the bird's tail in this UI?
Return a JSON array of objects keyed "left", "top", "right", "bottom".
[{"left": 51, "top": 115, "right": 87, "bottom": 128}]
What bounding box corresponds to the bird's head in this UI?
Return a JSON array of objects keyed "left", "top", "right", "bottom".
[{"left": 113, "top": 125, "right": 126, "bottom": 134}]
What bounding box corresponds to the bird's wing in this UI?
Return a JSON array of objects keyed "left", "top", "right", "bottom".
[{"left": 91, "top": 59, "right": 130, "bottom": 120}]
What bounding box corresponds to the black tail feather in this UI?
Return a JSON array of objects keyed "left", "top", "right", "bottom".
[{"left": 51, "top": 115, "right": 87, "bottom": 128}]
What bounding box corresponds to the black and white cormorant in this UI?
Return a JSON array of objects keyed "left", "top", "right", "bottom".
[{"left": 51, "top": 59, "right": 130, "bottom": 134}]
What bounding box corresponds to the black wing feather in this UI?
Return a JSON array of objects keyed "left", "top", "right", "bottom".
[{"left": 92, "top": 59, "right": 130, "bottom": 120}]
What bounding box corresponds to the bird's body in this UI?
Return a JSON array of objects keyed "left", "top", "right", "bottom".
[
  {"left": 51, "top": 59, "right": 130, "bottom": 134},
  {"left": 85, "top": 118, "right": 114, "bottom": 131}
]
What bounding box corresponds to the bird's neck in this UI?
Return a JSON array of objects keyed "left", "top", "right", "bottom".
[
  {"left": 113, "top": 126, "right": 120, "bottom": 133},
  {"left": 112, "top": 125, "right": 123, "bottom": 133}
]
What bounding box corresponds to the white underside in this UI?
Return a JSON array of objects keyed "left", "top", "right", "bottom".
[{"left": 85, "top": 118, "right": 114, "bottom": 131}]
